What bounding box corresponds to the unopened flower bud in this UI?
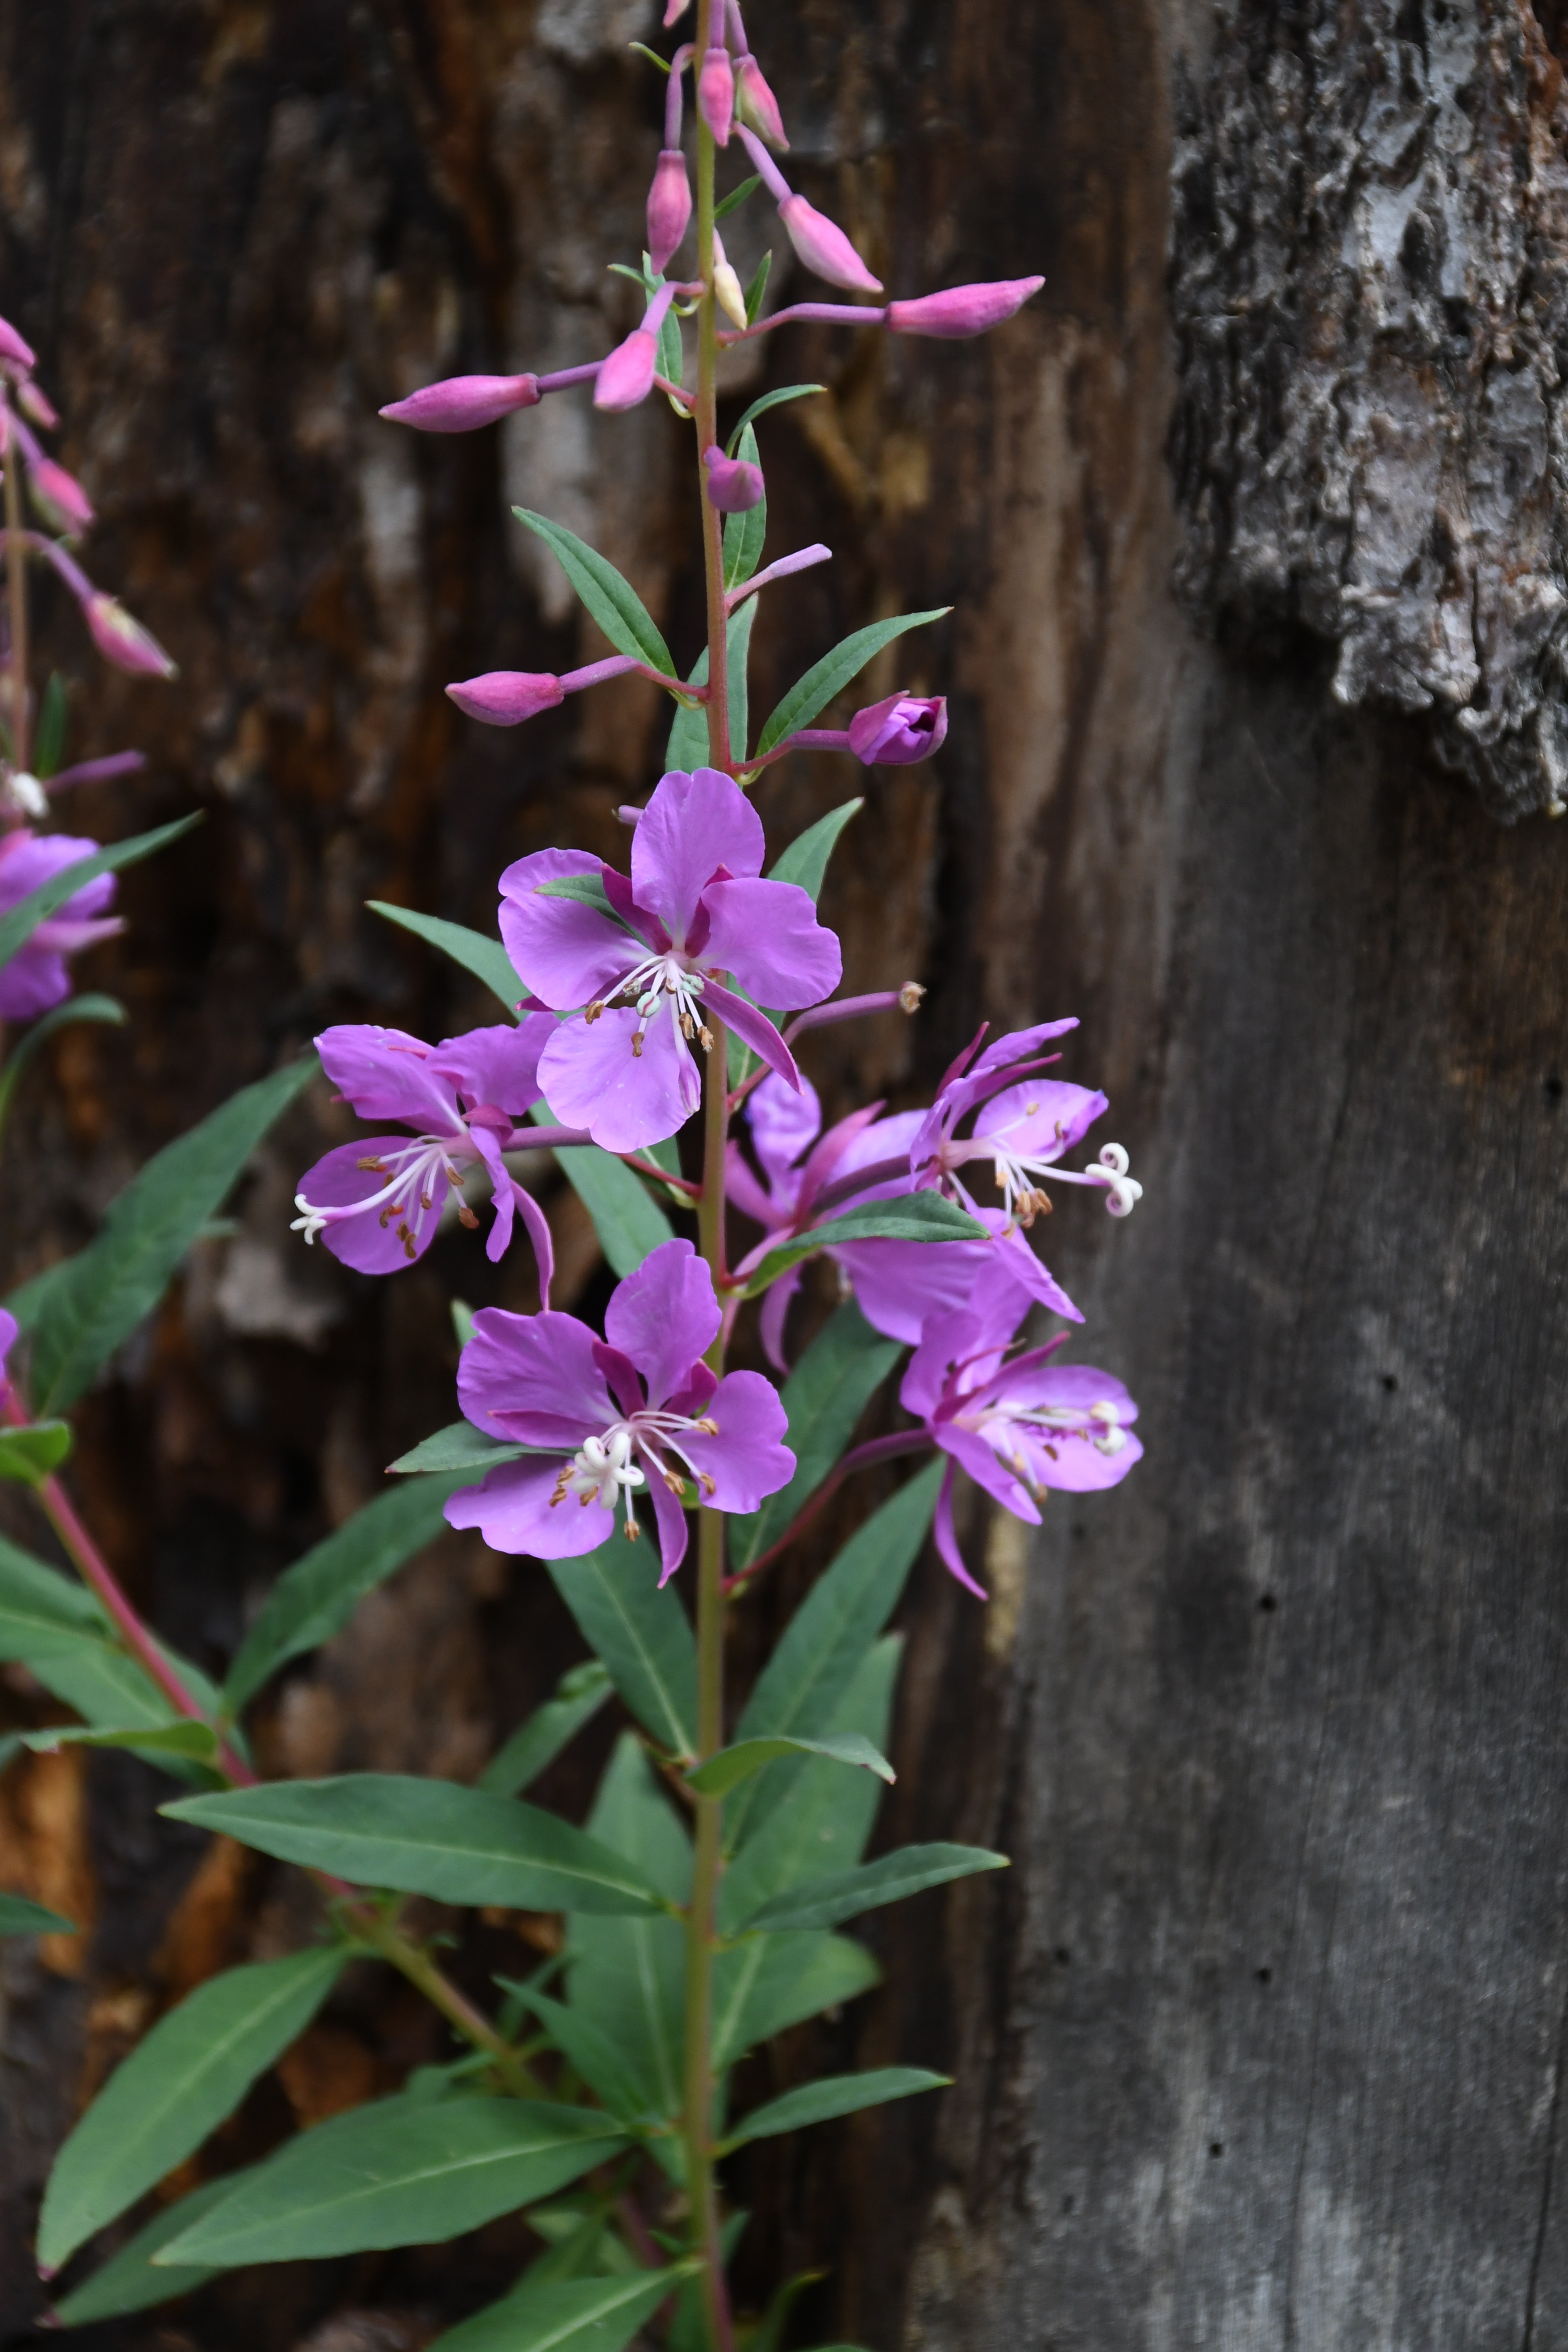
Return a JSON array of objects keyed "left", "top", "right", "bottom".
[
  {"left": 847, "top": 692, "right": 947, "bottom": 765},
  {"left": 17, "top": 382, "right": 58, "bottom": 430},
  {"left": 0, "top": 315, "right": 36, "bottom": 377},
  {"left": 29, "top": 458, "right": 94, "bottom": 534},
  {"left": 697, "top": 46, "right": 735, "bottom": 145},
  {"left": 594, "top": 327, "right": 659, "bottom": 412},
  {"left": 85, "top": 595, "right": 177, "bottom": 680},
  {"left": 711, "top": 231, "right": 748, "bottom": 330},
  {"left": 735, "top": 54, "right": 787, "bottom": 147},
  {"left": 663, "top": 0, "right": 691, "bottom": 19},
  {"left": 703, "top": 443, "right": 765, "bottom": 512},
  {"left": 446, "top": 671, "right": 566, "bottom": 726},
  {"left": 647, "top": 150, "right": 693, "bottom": 275},
  {"left": 886, "top": 276, "right": 1046, "bottom": 338},
  {"left": 778, "top": 194, "right": 882, "bottom": 294},
  {"left": 380, "top": 374, "right": 542, "bottom": 433}
]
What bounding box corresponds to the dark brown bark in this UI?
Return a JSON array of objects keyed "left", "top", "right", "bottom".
[{"left": 2, "top": 1, "right": 1566, "bottom": 2348}]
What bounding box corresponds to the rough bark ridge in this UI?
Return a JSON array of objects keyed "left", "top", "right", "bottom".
[{"left": 1170, "top": 0, "right": 1568, "bottom": 818}]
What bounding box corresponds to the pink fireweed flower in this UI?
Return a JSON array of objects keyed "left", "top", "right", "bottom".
[
  {"left": 380, "top": 374, "right": 542, "bottom": 432},
  {"left": 291, "top": 1021, "right": 561, "bottom": 1290},
  {"left": 0, "top": 316, "right": 35, "bottom": 378},
  {"left": 28, "top": 458, "right": 94, "bottom": 535},
  {"left": 909, "top": 1020, "right": 1142, "bottom": 1225},
  {"left": 595, "top": 283, "right": 679, "bottom": 412},
  {"left": 445, "top": 1238, "right": 794, "bottom": 1583},
  {"left": 887, "top": 277, "right": 1045, "bottom": 338},
  {"left": 729, "top": 0, "right": 787, "bottom": 147},
  {"left": 901, "top": 1267, "right": 1141, "bottom": 1595},
  {"left": 0, "top": 830, "right": 122, "bottom": 1021},
  {"left": 732, "top": 1070, "right": 1082, "bottom": 1366},
  {"left": 84, "top": 594, "right": 177, "bottom": 680},
  {"left": 499, "top": 766, "right": 842, "bottom": 1153},
  {"left": 703, "top": 442, "right": 764, "bottom": 512},
  {"left": 697, "top": 45, "right": 735, "bottom": 145},
  {"left": 735, "top": 127, "right": 882, "bottom": 295}
]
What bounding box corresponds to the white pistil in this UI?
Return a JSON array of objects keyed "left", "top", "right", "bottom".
[
  {"left": 958, "top": 1116, "right": 1143, "bottom": 1229},
  {"left": 596, "top": 949, "right": 713, "bottom": 1062},
  {"left": 291, "top": 1131, "right": 476, "bottom": 1260},
  {"left": 550, "top": 1406, "right": 722, "bottom": 1516}
]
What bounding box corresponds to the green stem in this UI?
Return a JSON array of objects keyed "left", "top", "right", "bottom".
[
  {"left": 4, "top": 400, "right": 29, "bottom": 772},
  {"left": 694, "top": 19, "right": 729, "bottom": 771}
]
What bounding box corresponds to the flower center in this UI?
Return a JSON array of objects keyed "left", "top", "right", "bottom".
[
  {"left": 947, "top": 1100, "right": 1143, "bottom": 1227},
  {"left": 291, "top": 1129, "right": 480, "bottom": 1260},
  {"left": 585, "top": 951, "right": 713, "bottom": 1062},
  {"left": 550, "top": 1404, "right": 723, "bottom": 1522},
  {"left": 956, "top": 1393, "right": 1129, "bottom": 1497}
]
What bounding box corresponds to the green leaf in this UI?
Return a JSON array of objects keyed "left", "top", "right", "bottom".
[
  {"left": 37, "top": 1948, "right": 346, "bottom": 2270},
  {"left": 512, "top": 511, "right": 674, "bottom": 678},
  {"left": 0, "top": 994, "right": 126, "bottom": 1132},
  {"left": 721, "top": 425, "right": 767, "bottom": 593},
  {"left": 723, "top": 2067, "right": 948, "bottom": 2151},
  {"left": 729, "top": 1464, "right": 942, "bottom": 1852},
  {"left": 161, "top": 1776, "right": 671, "bottom": 1915},
  {"left": 712, "top": 1932, "right": 879, "bottom": 2071},
  {"left": 532, "top": 1104, "right": 676, "bottom": 1278},
  {"left": 479, "top": 1661, "right": 613, "bottom": 1797},
  {"left": 427, "top": 2266, "right": 694, "bottom": 2352},
  {"left": 657, "top": 302, "right": 684, "bottom": 397},
  {"left": 564, "top": 1736, "right": 690, "bottom": 2127},
  {"left": 666, "top": 596, "right": 758, "bottom": 770},
  {"left": 0, "top": 1420, "right": 73, "bottom": 1482},
  {"left": 223, "top": 1475, "right": 475, "bottom": 1715},
  {"left": 766, "top": 799, "right": 863, "bottom": 903},
  {"left": 367, "top": 902, "right": 526, "bottom": 1019},
  {"left": 686, "top": 1731, "right": 893, "bottom": 1800},
  {"left": 0, "top": 815, "right": 201, "bottom": 980},
  {"left": 726, "top": 384, "right": 826, "bottom": 457},
  {"left": 506, "top": 1982, "right": 659, "bottom": 2125},
  {"left": 22, "top": 1720, "right": 218, "bottom": 1761},
  {"left": 713, "top": 173, "right": 762, "bottom": 223},
  {"left": 0, "top": 1891, "right": 75, "bottom": 1936},
  {"left": 390, "top": 1422, "right": 529, "bottom": 1477},
  {"left": 756, "top": 610, "right": 950, "bottom": 758},
  {"left": 727, "top": 1301, "right": 899, "bottom": 1573},
  {"left": 546, "top": 1549, "right": 697, "bottom": 1759},
  {"left": 744, "top": 249, "right": 773, "bottom": 326},
  {"left": 50, "top": 2172, "right": 243, "bottom": 2325},
  {"left": 735, "top": 1843, "right": 1008, "bottom": 1936},
  {"left": 743, "top": 2270, "right": 827, "bottom": 2352},
  {"left": 13, "top": 1056, "right": 320, "bottom": 1416},
  {"left": 743, "top": 1193, "right": 984, "bottom": 1299},
  {"left": 34, "top": 672, "right": 69, "bottom": 779},
  {"left": 154, "top": 2095, "right": 626, "bottom": 2267}
]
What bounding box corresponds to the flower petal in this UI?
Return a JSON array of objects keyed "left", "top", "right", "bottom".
[
  {"left": 833, "top": 1234, "right": 1000, "bottom": 1347},
  {"left": 445, "top": 1457, "right": 613, "bottom": 1557},
  {"left": 499, "top": 847, "right": 642, "bottom": 1009},
  {"left": 678, "top": 1369, "right": 795, "bottom": 1510},
  {"left": 746, "top": 1069, "right": 822, "bottom": 1190},
  {"left": 457, "top": 1305, "right": 610, "bottom": 1440},
  {"left": 427, "top": 1015, "right": 556, "bottom": 1117},
  {"left": 647, "top": 1465, "right": 693, "bottom": 1585},
  {"left": 932, "top": 1457, "right": 989, "bottom": 1598},
  {"left": 295, "top": 1140, "right": 449, "bottom": 1273},
  {"left": 939, "top": 1421, "right": 1041, "bottom": 1519},
  {"left": 698, "top": 877, "right": 841, "bottom": 1009},
  {"left": 758, "top": 1262, "right": 803, "bottom": 1371},
  {"left": 316, "top": 1025, "right": 463, "bottom": 1130},
  {"left": 603, "top": 1237, "right": 719, "bottom": 1409},
  {"left": 631, "top": 768, "right": 765, "bottom": 946},
  {"left": 973, "top": 1078, "right": 1106, "bottom": 1161},
  {"left": 538, "top": 1004, "right": 700, "bottom": 1152},
  {"left": 702, "top": 980, "right": 803, "bottom": 1092}
]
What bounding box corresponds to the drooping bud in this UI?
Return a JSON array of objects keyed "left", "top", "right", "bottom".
[
  {"left": 735, "top": 54, "right": 787, "bottom": 147},
  {"left": 28, "top": 459, "right": 95, "bottom": 535},
  {"left": 886, "top": 276, "right": 1045, "bottom": 338},
  {"left": 0, "top": 316, "right": 36, "bottom": 377},
  {"left": 84, "top": 595, "right": 177, "bottom": 680},
  {"left": 663, "top": 0, "right": 691, "bottom": 19},
  {"left": 380, "top": 374, "right": 542, "bottom": 433},
  {"left": 647, "top": 150, "right": 693, "bottom": 275},
  {"left": 847, "top": 693, "right": 948, "bottom": 765},
  {"left": 703, "top": 443, "right": 765, "bottom": 513},
  {"left": 17, "top": 381, "right": 59, "bottom": 430},
  {"left": 697, "top": 46, "right": 735, "bottom": 145},
  {"left": 778, "top": 195, "right": 882, "bottom": 295},
  {"left": 594, "top": 283, "right": 678, "bottom": 413},
  {"left": 446, "top": 672, "right": 566, "bottom": 726},
  {"left": 711, "top": 231, "right": 748, "bottom": 330}
]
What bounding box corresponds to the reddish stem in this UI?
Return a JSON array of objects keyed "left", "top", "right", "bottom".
[{"left": 723, "top": 1430, "right": 932, "bottom": 1594}]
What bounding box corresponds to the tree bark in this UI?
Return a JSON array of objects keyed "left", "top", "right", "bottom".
[{"left": 2, "top": 2, "right": 1566, "bottom": 2349}]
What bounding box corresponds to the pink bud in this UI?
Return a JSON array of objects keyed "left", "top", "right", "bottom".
[
  {"left": 84, "top": 595, "right": 177, "bottom": 679},
  {"left": 647, "top": 150, "right": 693, "bottom": 275},
  {"left": 697, "top": 46, "right": 735, "bottom": 145},
  {"left": 778, "top": 195, "right": 882, "bottom": 294},
  {"left": 663, "top": 0, "right": 691, "bottom": 19},
  {"left": 17, "top": 381, "right": 59, "bottom": 430},
  {"left": 703, "top": 443, "right": 765, "bottom": 512},
  {"left": 847, "top": 693, "right": 948, "bottom": 765},
  {"left": 0, "top": 315, "right": 35, "bottom": 376},
  {"left": 886, "top": 276, "right": 1045, "bottom": 339},
  {"left": 735, "top": 54, "right": 787, "bottom": 148},
  {"left": 446, "top": 671, "right": 565, "bottom": 726},
  {"left": 594, "top": 328, "right": 659, "bottom": 412},
  {"left": 380, "top": 374, "right": 542, "bottom": 432},
  {"left": 29, "top": 458, "right": 95, "bottom": 534}
]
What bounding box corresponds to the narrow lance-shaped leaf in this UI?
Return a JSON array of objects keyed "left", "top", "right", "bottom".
[
  {"left": 547, "top": 1546, "right": 698, "bottom": 1759},
  {"left": 0, "top": 1892, "right": 74, "bottom": 1937},
  {"left": 742, "top": 1193, "right": 986, "bottom": 1298},
  {"left": 512, "top": 510, "right": 675, "bottom": 678},
  {"left": 686, "top": 1731, "right": 893, "bottom": 1800},
  {"left": 155, "top": 2095, "right": 627, "bottom": 2268},
  {"left": 0, "top": 994, "right": 126, "bottom": 1131},
  {"left": 733, "top": 1841, "right": 1009, "bottom": 1936},
  {"left": 564, "top": 1734, "right": 690, "bottom": 2133},
  {"left": 426, "top": 2266, "right": 697, "bottom": 2352},
  {"left": 223, "top": 1473, "right": 478, "bottom": 1715},
  {"left": 727, "top": 1300, "right": 900, "bottom": 1572},
  {"left": 37, "top": 1946, "right": 346, "bottom": 2270},
  {"left": 162, "top": 1775, "right": 672, "bottom": 1916},
  {"left": 33, "top": 672, "right": 68, "bottom": 779},
  {"left": 721, "top": 2067, "right": 949, "bottom": 2150},
  {"left": 22, "top": 1720, "right": 218, "bottom": 1761},
  {"left": 49, "top": 2172, "right": 245, "bottom": 2327},
  {"left": 0, "top": 814, "right": 201, "bottom": 978},
  {"left": 712, "top": 1931, "right": 881, "bottom": 2071},
  {"left": 505, "top": 1981, "right": 657, "bottom": 2125},
  {"left": 756, "top": 610, "right": 950, "bottom": 757},
  {"left": 13, "top": 1055, "right": 320, "bottom": 1416},
  {"left": 726, "top": 383, "right": 825, "bottom": 457},
  {"left": 767, "top": 798, "right": 862, "bottom": 904},
  {"left": 368, "top": 901, "right": 526, "bottom": 1021},
  {"left": 479, "top": 1660, "right": 613, "bottom": 1796}
]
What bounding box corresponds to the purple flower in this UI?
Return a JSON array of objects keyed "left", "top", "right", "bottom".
[
  {"left": 0, "top": 830, "right": 122, "bottom": 1020},
  {"left": 291, "top": 1021, "right": 559, "bottom": 1290},
  {"left": 447, "top": 671, "right": 566, "bottom": 726},
  {"left": 84, "top": 595, "right": 177, "bottom": 680},
  {"left": 730, "top": 1073, "right": 1082, "bottom": 1364},
  {"left": 0, "top": 1308, "right": 17, "bottom": 1389},
  {"left": 703, "top": 444, "right": 765, "bottom": 512},
  {"left": 900, "top": 1268, "right": 1142, "bottom": 1595},
  {"left": 886, "top": 278, "right": 1045, "bottom": 338},
  {"left": 499, "top": 768, "right": 842, "bottom": 1153},
  {"left": 846, "top": 694, "right": 947, "bottom": 765},
  {"left": 909, "top": 1020, "right": 1142, "bottom": 1223},
  {"left": 445, "top": 1239, "right": 794, "bottom": 1583},
  {"left": 379, "top": 375, "right": 542, "bottom": 433}
]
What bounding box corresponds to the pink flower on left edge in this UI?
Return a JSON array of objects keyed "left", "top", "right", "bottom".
[
  {"left": 901, "top": 1267, "right": 1142, "bottom": 1595},
  {"left": 0, "top": 830, "right": 122, "bottom": 1020},
  {"left": 291, "top": 1021, "right": 558, "bottom": 1291},
  {"left": 445, "top": 1238, "right": 794, "bottom": 1584},
  {"left": 498, "top": 768, "right": 842, "bottom": 1153}
]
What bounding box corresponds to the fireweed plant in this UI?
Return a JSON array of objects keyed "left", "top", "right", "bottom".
[{"left": 0, "top": 15, "right": 1144, "bottom": 2351}]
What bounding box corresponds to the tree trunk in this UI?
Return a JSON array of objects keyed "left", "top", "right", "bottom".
[{"left": 2, "top": 2, "right": 1565, "bottom": 2348}]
